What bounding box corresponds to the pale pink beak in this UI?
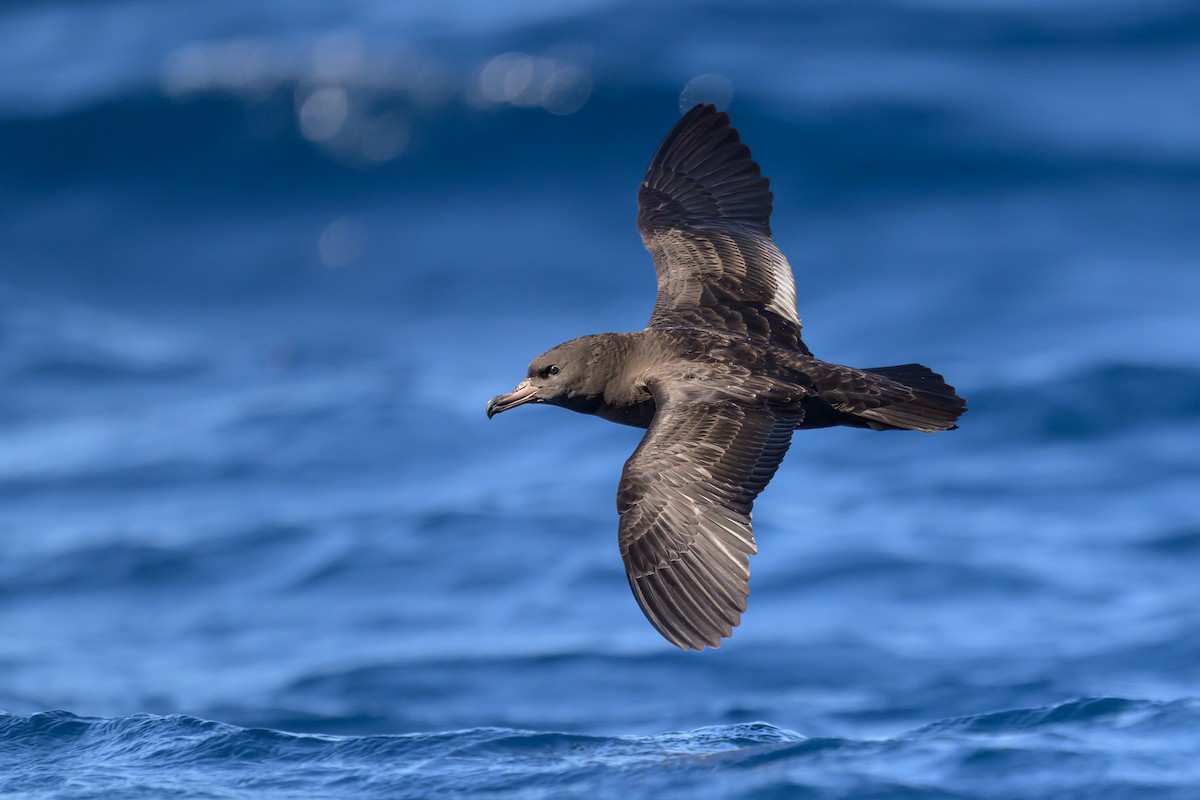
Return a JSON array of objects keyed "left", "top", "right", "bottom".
[{"left": 486, "top": 378, "right": 538, "bottom": 418}]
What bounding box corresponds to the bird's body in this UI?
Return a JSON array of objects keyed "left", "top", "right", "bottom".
[{"left": 487, "top": 105, "right": 966, "bottom": 650}]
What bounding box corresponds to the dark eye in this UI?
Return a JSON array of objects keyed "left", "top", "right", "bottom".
[{"left": 545, "top": 365, "right": 560, "bottom": 377}]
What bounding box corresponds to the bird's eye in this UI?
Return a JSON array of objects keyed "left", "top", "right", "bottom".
[{"left": 545, "top": 365, "right": 560, "bottom": 377}]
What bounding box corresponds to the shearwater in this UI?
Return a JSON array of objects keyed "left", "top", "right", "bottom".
[{"left": 487, "top": 104, "right": 966, "bottom": 650}]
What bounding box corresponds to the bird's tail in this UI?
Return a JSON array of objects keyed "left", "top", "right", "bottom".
[{"left": 854, "top": 363, "right": 967, "bottom": 432}]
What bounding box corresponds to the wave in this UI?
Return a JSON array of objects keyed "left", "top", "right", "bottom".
[
  {"left": 2, "top": 697, "right": 1196, "bottom": 799},
  {"left": 0, "top": 293, "right": 206, "bottom": 387},
  {"left": 6, "top": 0, "right": 1200, "bottom": 198},
  {"left": 968, "top": 361, "right": 1200, "bottom": 440},
  {"left": 3, "top": 82, "right": 1197, "bottom": 200},
  {"left": 0, "top": 523, "right": 308, "bottom": 599}
]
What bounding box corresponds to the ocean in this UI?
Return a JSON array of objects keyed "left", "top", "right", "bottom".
[{"left": 2, "top": 1, "right": 1199, "bottom": 797}]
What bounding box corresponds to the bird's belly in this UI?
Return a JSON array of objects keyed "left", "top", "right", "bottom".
[{"left": 595, "top": 399, "right": 656, "bottom": 429}]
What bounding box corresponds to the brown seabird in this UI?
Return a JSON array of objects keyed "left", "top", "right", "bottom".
[{"left": 487, "top": 104, "right": 966, "bottom": 650}]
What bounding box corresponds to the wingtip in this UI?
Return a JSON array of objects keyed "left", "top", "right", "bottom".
[
  {"left": 681, "top": 102, "right": 720, "bottom": 119},
  {"left": 636, "top": 580, "right": 742, "bottom": 652},
  {"left": 666, "top": 628, "right": 729, "bottom": 652},
  {"left": 639, "top": 102, "right": 773, "bottom": 237},
  {"left": 629, "top": 572, "right": 740, "bottom": 652}
]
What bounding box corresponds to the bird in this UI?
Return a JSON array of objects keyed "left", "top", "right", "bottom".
[{"left": 486, "top": 104, "right": 966, "bottom": 650}]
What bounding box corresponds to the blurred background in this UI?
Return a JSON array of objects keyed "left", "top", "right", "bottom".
[{"left": 1, "top": 1, "right": 1199, "bottom": 797}]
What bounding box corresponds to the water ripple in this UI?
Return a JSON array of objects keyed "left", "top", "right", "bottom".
[{"left": 2, "top": 699, "right": 1197, "bottom": 798}]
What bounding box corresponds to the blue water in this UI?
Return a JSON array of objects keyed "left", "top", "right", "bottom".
[{"left": 2, "top": 1, "right": 1199, "bottom": 797}]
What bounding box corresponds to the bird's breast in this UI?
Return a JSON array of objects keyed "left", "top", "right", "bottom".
[
  {"left": 556, "top": 391, "right": 655, "bottom": 429},
  {"left": 594, "top": 396, "right": 656, "bottom": 429}
]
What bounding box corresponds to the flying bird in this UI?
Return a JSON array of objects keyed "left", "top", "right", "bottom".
[{"left": 487, "top": 104, "right": 966, "bottom": 650}]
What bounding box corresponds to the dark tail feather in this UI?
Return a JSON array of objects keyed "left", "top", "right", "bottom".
[{"left": 856, "top": 364, "right": 967, "bottom": 432}]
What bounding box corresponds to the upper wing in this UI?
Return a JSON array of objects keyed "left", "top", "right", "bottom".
[
  {"left": 616, "top": 379, "right": 800, "bottom": 650},
  {"left": 637, "top": 104, "right": 805, "bottom": 351}
]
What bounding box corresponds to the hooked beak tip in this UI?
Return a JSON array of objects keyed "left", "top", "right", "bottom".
[{"left": 486, "top": 379, "right": 537, "bottom": 420}]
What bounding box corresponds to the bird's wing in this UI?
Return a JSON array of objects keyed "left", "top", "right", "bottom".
[
  {"left": 617, "top": 377, "right": 800, "bottom": 650},
  {"left": 637, "top": 104, "right": 806, "bottom": 351}
]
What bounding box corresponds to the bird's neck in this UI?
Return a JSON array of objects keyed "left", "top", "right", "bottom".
[{"left": 561, "top": 332, "right": 656, "bottom": 428}]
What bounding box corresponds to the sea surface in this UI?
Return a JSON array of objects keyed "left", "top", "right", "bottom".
[{"left": 2, "top": 1, "right": 1199, "bottom": 797}]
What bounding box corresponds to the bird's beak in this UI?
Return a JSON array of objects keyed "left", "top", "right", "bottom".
[{"left": 486, "top": 378, "right": 538, "bottom": 419}]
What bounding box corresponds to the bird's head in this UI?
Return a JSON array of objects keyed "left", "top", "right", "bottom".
[{"left": 486, "top": 338, "right": 607, "bottom": 419}]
